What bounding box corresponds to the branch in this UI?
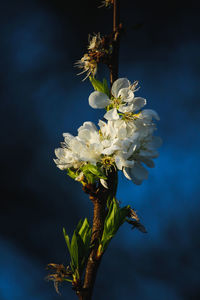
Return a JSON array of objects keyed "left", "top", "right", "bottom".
[
  {"left": 77, "top": 1, "right": 121, "bottom": 299},
  {"left": 78, "top": 169, "right": 117, "bottom": 300},
  {"left": 109, "top": 0, "right": 120, "bottom": 86}
]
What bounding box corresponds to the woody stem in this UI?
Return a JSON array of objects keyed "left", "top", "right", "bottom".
[
  {"left": 110, "top": 0, "right": 120, "bottom": 86},
  {"left": 77, "top": 170, "right": 118, "bottom": 300},
  {"left": 77, "top": 1, "right": 120, "bottom": 299}
]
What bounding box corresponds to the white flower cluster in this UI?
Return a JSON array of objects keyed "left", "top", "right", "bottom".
[{"left": 54, "top": 78, "right": 161, "bottom": 185}]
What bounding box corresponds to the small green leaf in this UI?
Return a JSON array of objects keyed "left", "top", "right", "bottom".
[
  {"left": 103, "top": 78, "right": 110, "bottom": 96},
  {"left": 70, "top": 232, "right": 79, "bottom": 270},
  {"left": 62, "top": 219, "right": 92, "bottom": 279},
  {"left": 89, "top": 77, "right": 110, "bottom": 96},
  {"left": 79, "top": 218, "right": 90, "bottom": 243},
  {"left": 78, "top": 218, "right": 92, "bottom": 259},
  {"left": 99, "top": 197, "right": 130, "bottom": 255},
  {"left": 75, "top": 219, "right": 84, "bottom": 234},
  {"left": 63, "top": 228, "right": 71, "bottom": 256},
  {"left": 78, "top": 218, "right": 88, "bottom": 237}
]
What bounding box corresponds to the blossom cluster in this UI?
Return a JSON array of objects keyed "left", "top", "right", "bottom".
[{"left": 54, "top": 78, "right": 161, "bottom": 185}]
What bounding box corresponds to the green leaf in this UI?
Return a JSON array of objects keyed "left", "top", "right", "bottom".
[
  {"left": 78, "top": 218, "right": 88, "bottom": 237},
  {"left": 63, "top": 228, "right": 71, "bottom": 256},
  {"left": 89, "top": 77, "right": 110, "bottom": 97},
  {"left": 99, "top": 197, "right": 130, "bottom": 255},
  {"left": 79, "top": 218, "right": 90, "bottom": 242},
  {"left": 78, "top": 218, "right": 92, "bottom": 259},
  {"left": 103, "top": 78, "right": 110, "bottom": 96},
  {"left": 75, "top": 219, "right": 84, "bottom": 234},
  {"left": 63, "top": 219, "right": 92, "bottom": 278},
  {"left": 76, "top": 233, "right": 86, "bottom": 268},
  {"left": 70, "top": 232, "right": 79, "bottom": 270}
]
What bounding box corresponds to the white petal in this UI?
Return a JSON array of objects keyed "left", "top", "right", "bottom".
[
  {"left": 102, "top": 144, "right": 120, "bottom": 155},
  {"left": 101, "top": 139, "right": 111, "bottom": 148},
  {"left": 55, "top": 163, "right": 69, "bottom": 170},
  {"left": 149, "top": 150, "right": 159, "bottom": 158},
  {"left": 140, "top": 157, "right": 155, "bottom": 168},
  {"left": 140, "top": 109, "right": 160, "bottom": 121},
  {"left": 131, "top": 176, "right": 143, "bottom": 185},
  {"left": 131, "top": 163, "right": 148, "bottom": 180},
  {"left": 98, "top": 119, "right": 106, "bottom": 128},
  {"left": 78, "top": 121, "right": 97, "bottom": 132},
  {"left": 118, "top": 88, "right": 134, "bottom": 102},
  {"left": 104, "top": 108, "right": 119, "bottom": 120},
  {"left": 123, "top": 167, "right": 132, "bottom": 180},
  {"left": 118, "top": 104, "right": 134, "bottom": 113},
  {"left": 69, "top": 139, "right": 84, "bottom": 153},
  {"left": 115, "top": 156, "right": 124, "bottom": 170},
  {"left": 118, "top": 126, "right": 127, "bottom": 139},
  {"left": 55, "top": 148, "right": 66, "bottom": 159},
  {"left": 123, "top": 167, "right": 143, "bottom": 185},
  {"left": 124, "top": 160, "right": 135, "bottom": 168},
  {"left": 78, "top": 129, "right": 90, "bottom": 141},
  {"left": 89, "top": 91, "right": 110, "bottom": 109},
  {"left": 132, "top": 97, "right": 146, "bottom": 111},
  {"left": 111, "top": 78, "right": 130, "bottom": 98},
  {"left": 63, "top": 133, "right": 74, "bottom": 145},
  {"left": 100, "top": 178, "right": 108, "bottom": 189}
]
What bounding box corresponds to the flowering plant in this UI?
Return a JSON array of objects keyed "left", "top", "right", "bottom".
[{"left": 47, "top": 1, "right": 161, "bottom": 299}]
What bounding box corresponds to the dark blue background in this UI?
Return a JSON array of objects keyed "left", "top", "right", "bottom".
[{"left": 1, "top": 0, "right": 200, "bottom": 299}]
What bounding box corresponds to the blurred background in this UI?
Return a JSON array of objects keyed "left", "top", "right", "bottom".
[{"left": 1, "top": 0, "right": 200, "bottom": 299}]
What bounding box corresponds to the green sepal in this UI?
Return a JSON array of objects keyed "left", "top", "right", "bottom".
[
  {"left": 66, "top": 168, "right": 78, "bottom": 180},
  {"left": 89, "top": 77, "right": 110, "bottom": 97},
  {"left": 81, "top": 163, "right": 107, "bottom": 184},
  {"left": 86, "top": 164, "right": 107, "bottom": 180}
]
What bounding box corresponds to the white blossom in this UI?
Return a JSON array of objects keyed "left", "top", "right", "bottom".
[
  {"left": 54, "top": 77, "right": 161, "bottom": 186},
  {"left": 54, "top": 122, "right": 103, "bottom": 170},
  {"left": 88, "top": 77, "right": 146, "bottom": 120}
]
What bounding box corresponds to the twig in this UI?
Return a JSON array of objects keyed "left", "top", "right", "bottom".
[
  {"left": 78, "top": 169, "right": 117, "bottom": 300},
  {"left": 109, "top": 0, "right": 120, "bottom": 86},
  {"left": 77, "top": 1, "right": 120, "bottom": 299}
]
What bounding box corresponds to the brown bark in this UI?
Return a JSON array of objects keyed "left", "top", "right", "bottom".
[
  {"left": 77, "top": 197, "right": 106, "bottom": 300},
  {"left": 77, "top": 169, "right": 117, "bottom": 300}
]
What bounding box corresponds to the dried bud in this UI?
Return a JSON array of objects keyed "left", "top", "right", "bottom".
[
  {"left": 46, "top": 263, "right": 72, "bottom": 294},
  {"left": 75, "top": 53, "right": 97, "bottom": 81},
  {"left": 128, "top": 207, "right": 140, "bottom": 222},
  {"left": 75, "top": 33, "right": 113, "bottom": 81},
  {"left": 99, "top": 0, "right": 114, "bottom": 8}
]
